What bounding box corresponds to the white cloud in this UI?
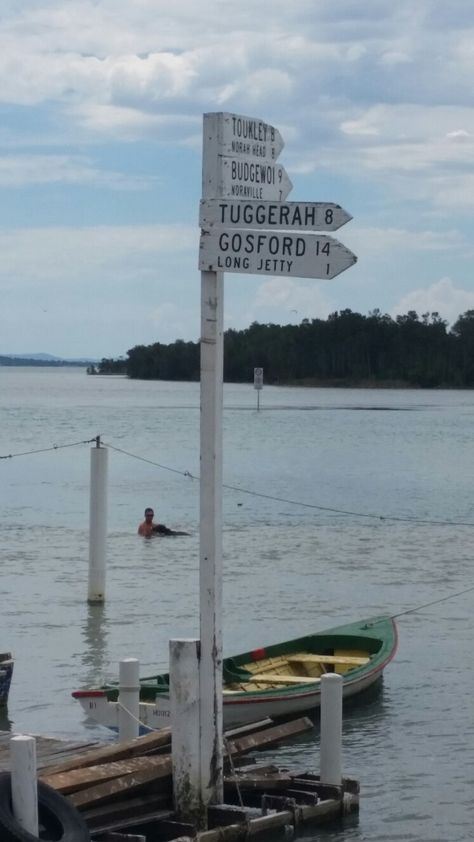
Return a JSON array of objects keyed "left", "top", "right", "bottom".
[
  {"left": 0, "top": 224, "right": 197, "bottom": 283},
  {"left": 392, "top": 278, "right": 474, "bottom": 325},
  {"left": 0, "top": 154, "right": 153, "bottom": 188},
  {"left": 243, "top": 276, "right": 335, "bottom": 324},
  {"left": 0, "top": 222, "right": 200, "bottom": 355},
  {"left": 341, "top": 226, "right": 467, "bottom": 257},
  {"left": 379, "top": 50, "right": 412, "bottom": 66},
  {"left": 1, "top": 0, "right": 474, "bottom": 357}
]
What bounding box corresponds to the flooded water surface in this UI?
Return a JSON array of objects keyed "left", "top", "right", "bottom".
[{"left": 1, "top": 367, "right": 474, "bottom": 841}]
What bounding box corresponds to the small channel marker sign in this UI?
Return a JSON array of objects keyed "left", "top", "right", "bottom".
[
  {"left": 200, "top": 200, "right": 352, "bottom": 232},
  {"left": 199, "top": 229, "right": 357, "bottom": 280}
]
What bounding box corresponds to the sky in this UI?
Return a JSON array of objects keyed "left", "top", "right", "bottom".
[{"left": 1, "top": 0, "right": 474, "bottom": 359}]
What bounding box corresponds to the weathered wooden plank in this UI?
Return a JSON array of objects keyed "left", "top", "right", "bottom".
[
  {"left": 42, "top": 755, "right": 171, "bottom": 794},
  {"left": 87, "top": 806, "right": 173, "bottom": 835},
  {"left": 223, "top": 718, "right": 273, "bottom": 738},
  {"left": 69, "top": 756, "right": 172, "bottom": 809},
  {"left": 287, "top": 654, "right": 369, "bottom": 666},
  {"left": 225, "top": 763, "right": 279, "bottom": 775},
  {"left": 0, "top": 733, "right": 103, "bottom": 772},
  {"left": 81, "top": 794, "right": 171, "bottom": 830},
  {"left": 248, "top": 674, "right": 320, "bottom": 684},
  {"left": 208, "top": 804, "right": 259, "bottom": 828},
  {"left": 225, "top": 773, "right": 292, "bottom": 791},
  {"left": 40, "top": 729, "right": 171, "bottom": 776},
  {"left": 227, "top": 717, "right": 313, "bottom": 756}
]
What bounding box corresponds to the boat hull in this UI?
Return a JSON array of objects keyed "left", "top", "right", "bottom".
[
  {"left": 73, "top": 616, "right": 397, "bottom": 733},
  {"left": 0, "top": 654, "right": 14, "bottom": 707},
  {"left": 74, "top": 668, "right": 384, "bottom": 734}
]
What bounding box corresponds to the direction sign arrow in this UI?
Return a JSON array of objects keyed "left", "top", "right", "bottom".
[
  {"left": 200, "top": 199, "right": 352, "bottom": 232},
  {"left": 199, "top": 229, "right": 357, "bottom": 280},
  {"left": 204, "top": 111, "right": 284, "bottom": 162},
  {"left": 214, "top": 157, "right": 293, "bottom": 202}
]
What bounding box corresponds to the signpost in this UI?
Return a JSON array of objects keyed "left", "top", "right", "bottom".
[
  {"left": 254, "top": 367, "right": 263, "bottom": 411},
  {"left": 200, "top": 230, "right": 357, "bottom": 279},
  {"left": 200, "top": 200, "right": 352, "bottom": 232},
  {"left": 202, "top": 112, "right": 291, "bottom": 201},
  {"left": 202, "top": 111, "right": 285, "bottom": 162},
  {"left": 195, "top": 110, "right": 357, "bottom": 822},
  {"left": 209, "top": 157, "right": 293, "bottom": 201}
]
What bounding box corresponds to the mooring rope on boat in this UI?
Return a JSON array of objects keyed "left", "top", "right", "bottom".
[
  {"left": 116, "top": 699, "right": 161, "bottom": 733},
  {"left": 116, "top": 699, "right": 255, "bottom": 802},
  {"left": 390, "top": 583, "right": 474, "bottom": 620}
]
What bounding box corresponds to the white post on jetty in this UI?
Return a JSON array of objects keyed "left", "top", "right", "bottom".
[
  {"left": 320, "top": 672, "right": 343, "bottom": 786},
  {"left": 10, "top": 735, "right": 39, "bottom": 837},
  {"left": 88, "top": 435, "right": 108, "bottom": 604},
  {"left": 170, "top": 638, "right": 203, "bottom": 825},
  {"left": 118, "top": 658, "right": 140, "bottom": 742}
]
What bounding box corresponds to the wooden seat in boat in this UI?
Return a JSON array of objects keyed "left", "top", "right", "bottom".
[
  {"left": 248, "top": 673, "right": 321, "bottom": 685},
  {"left": 287, "top": 654, "right": 370, "bottom": 667}
]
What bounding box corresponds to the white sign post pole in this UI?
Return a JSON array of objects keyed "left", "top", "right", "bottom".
[
  {"left": 196, "top": 111, "right": 356, "bottom": 814},
  {"left": 254, "top": 367, "right": 263, "bottom": 411},
  {"left": 199, "top": 115, "right": 225, "bottom": 809}
]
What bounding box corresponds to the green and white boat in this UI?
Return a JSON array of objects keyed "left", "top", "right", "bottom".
[{"left": 73, "top": 615, "right": 397, "bottom": 733}]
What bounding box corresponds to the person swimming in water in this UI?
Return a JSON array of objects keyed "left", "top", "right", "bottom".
[{"left": 138, "top": 507, "right": 188, "bottom": 537}]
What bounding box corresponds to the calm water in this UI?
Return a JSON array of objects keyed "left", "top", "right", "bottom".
[{"left": 1, "top": 367, "right": 474, "bottom": 841}]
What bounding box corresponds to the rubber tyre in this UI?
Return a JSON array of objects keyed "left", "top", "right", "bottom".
[{"left": 0, "top": 772, "right": 90, "bottom": 841}]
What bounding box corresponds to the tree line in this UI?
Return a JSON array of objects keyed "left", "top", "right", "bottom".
[{"left": 97, "top": 308, "right": 474, "bottom": 387}]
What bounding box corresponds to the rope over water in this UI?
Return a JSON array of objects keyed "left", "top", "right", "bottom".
[
  {"left": 390, "top": 584, "right": 474, "bottom": 619},
  {"left": 0, "top": 437, "right": 97, "bottom": 460},
  {"left": 2, "top": 433, "right": 474, "bottom": 528}
]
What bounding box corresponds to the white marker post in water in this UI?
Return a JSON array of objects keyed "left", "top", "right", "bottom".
[{"left": 88, "top": 436, "right": 108, "bottom": 603}]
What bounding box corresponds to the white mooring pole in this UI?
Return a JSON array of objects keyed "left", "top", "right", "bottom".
[
  {"left": 170, "top": 639, "right": 203, "bottom": 825},
  {"left": 320, "top": 672, "right": 343, "bottom": 785},
  {"left": 10, "top": 735, "right": 39, "bottom": 837},
  {"left": 199, "top": 267, "right": 224, "bottom": 807},
  {"left": 118, "top": 658, "right": 140, "bottom": 742},
  {"left": 88, "top": 436, "right": 108, "bottom": 603}
]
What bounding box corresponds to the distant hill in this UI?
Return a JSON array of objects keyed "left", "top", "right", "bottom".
[
  {"left": 0, "top": 353, "right": 98, "bottom": 367},
  {"left": 7, "top": 352, "right": 62, "bottom": 361}
]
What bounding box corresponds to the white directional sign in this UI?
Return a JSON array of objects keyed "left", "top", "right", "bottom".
[
  {"left": 213, "top": 157, "right": 293, "bottom": 201},
  {"left": 200, "top": 199, "right": 352, "bottom": 232},
  {"left": 199, "top": 229, "right": 357, "bottom": 280},
  {"left": 204, "top": 111, "right": 284, "bottom": 162},
  {"left": 202, "top": 112, "right": 291, "bottom": 201}
]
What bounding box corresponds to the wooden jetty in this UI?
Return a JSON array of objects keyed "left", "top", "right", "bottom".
[{"left": 0, "top": 717, "right": 359, "bottom": 841}]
